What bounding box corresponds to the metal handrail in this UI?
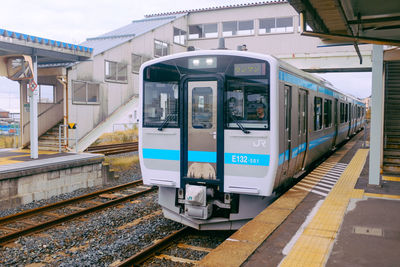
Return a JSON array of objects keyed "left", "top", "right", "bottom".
[
  {"left": 59, "top": 124, "right": 78, "bottom": 153},
  {"left": 23, "top": 99, "right": 63, "bottom": 129}
]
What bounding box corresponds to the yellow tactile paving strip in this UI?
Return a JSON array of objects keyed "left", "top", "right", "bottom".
[
  {"left": 382, "top": 175, "right": 400, "bottom": 182},
  {"left": 364, "top": 192, "right": 400, "bottom": 200},
  {"left": 280, "top": 149, "right": 369, "bottom": 267},
  {"left": 198, "top": 140, "right": 358, "bottom": 267},
  {"left": 0, "top": 149, "right": 59, "bottom": 166}
]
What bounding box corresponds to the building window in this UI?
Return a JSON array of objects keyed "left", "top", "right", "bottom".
[
  {"left": 27, "top": 85, "right": 55, "bottom": 103},
  {"left": 259, "top": 17, "right": 293, "bottom": 34},
  {"left": 324, "top": 99, "right": 332, "bottom": 128},
  {"left": 105, "top": 60, "right": 127, "bottom": 83},
  {"left": 189, "top": 23, "right": 218, "bottom": 39},
  {"left": 314, "top": 97, "right": 322, "bottom": 131},
  {"left": 173, "top": 27, "right": 187, "bottom": 45},
  {"left": 72, "top": 80, "right": 100, "bottom": 104},
  {"left": 222, "top": 20, "right": 254, "bottom": 36},
  {"left": 132, "top": 54, "right": 151, "bottom": 73},
  {"left": 154, "top": 40, "right": 169, "bottom": 57}
]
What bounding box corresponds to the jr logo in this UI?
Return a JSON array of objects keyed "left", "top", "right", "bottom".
[{"left": 253, "top": 139, "right": 266, "bottom": 147}]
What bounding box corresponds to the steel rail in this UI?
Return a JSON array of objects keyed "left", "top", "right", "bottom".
[
  {"left": 0, "top": 182, "right": 155, "bottom": 246},
  {"left": 0, "top": 180, "right": 142, "bottom": 225},
  {"left": 85, "top": 142, "right": 138, "bottom": 155},
  {"left": 116, "top": 227, "right": 191, "bottom": 267}
]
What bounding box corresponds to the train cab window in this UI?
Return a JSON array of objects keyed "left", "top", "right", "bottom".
[
  {"left": 192, "top": 87, "right": 213, "bottom": 129},
  {"left": 314, "top": 97, "right": 323, "bottom": 131},
  {"left": 226, "top": 79, "right": 269, "bottom": 130},
  {"left": 143, "top": 81, "right": 179, "bottom": 127},
  {"left": 324, "top": 99, "right": 332, "bottom": 128}
]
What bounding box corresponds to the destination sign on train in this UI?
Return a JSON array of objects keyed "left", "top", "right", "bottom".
[{"left": 234, "top": 63, "right": 265, "bottom": 76}]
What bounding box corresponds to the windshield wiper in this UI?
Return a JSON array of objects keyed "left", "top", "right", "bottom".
[
  {"left": 230, "top": 113, "right": 250, "bottom": 134},
  {"left": 158, "top": 113, "right": 176, "bottom": 131}
]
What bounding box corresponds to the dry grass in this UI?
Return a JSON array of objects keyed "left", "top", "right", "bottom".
[
  {"left": 104, "top": 155, "right": 139, "bottom": 171},
  {"left": 0, "top": 135, "right": 19, "bottom": 148},
  {"left": 93, "top": 128, "right": 138, "bottom": 146}
]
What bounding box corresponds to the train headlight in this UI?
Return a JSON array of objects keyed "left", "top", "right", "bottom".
[
  {"left": 189, "top": 57, "right": 217, "bottom": 69},
  {"left": 206, "top": 58, "right": 214, "bottom": 65}
]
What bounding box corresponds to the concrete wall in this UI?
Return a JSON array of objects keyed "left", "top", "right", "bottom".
[{"left": 0, "top": 162, "right": 110, "bottom": 209}]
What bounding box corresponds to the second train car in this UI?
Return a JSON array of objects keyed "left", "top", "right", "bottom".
[{"left": 139, "top": 49, "right": 365, "bottom": 230}]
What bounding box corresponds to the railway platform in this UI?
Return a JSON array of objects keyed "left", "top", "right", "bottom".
[
  {"left": 199, "top": 131, "right": 400, "bottom": 267},
  {"left": 0, "top": 149, "right": 114, "bottom": 209}
]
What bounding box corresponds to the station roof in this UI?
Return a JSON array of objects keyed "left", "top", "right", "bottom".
[
  {"left": 82, "top": 14, "right": 185, "bottom": 56},
  {"left": 144, "top": 1, "right": 286, "bottom": 18},
  {"left": 0, "top": 28, "right": 93, "bottom": 66},
  {"left": 288, "top": 0, "right": 400, "bottom": 47}
]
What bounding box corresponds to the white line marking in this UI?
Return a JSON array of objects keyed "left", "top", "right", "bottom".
[
  {"left": 281, "top": 200, "right": 325, "bottom": 257},
  {"left": 311, "top": 190, "right": 328, "bottom": 197},
  {"left": 312, "top": 185, "right": 332, "bottom": 192},
  {"left": 318, "top": 180, "right": 336, "bottom": 186},
  {"left": 305, "top": 176, "right": 335, "bottom": 185},
  {"left": 324, "top": 174, "right": 340, "bottom": 180}
]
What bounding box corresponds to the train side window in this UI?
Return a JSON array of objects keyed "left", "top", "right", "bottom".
[
  {"left": 340, "top": 103, "right": 345, "bottom": 123},
  {"left": 226, "top": 79, "right": 269, "bottom": 129},
  {"left": 298, "top": 93, "right": 301, "bottom": 134},
  {"left": 323, "top": 99, "right": 332, "bottom": 128},
  {"left": 143, "top": 82, "right": 179, "bottom": 127},
  {"left": 314, "top": 97, "right": 322, "bottom": 131},
  {"left": 345, "top": 103, "right": 349, "bottom": 122}
]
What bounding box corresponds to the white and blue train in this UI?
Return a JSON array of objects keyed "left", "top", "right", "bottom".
[{"left": 139, "top": 50, "right": 365, "bottom": 230}]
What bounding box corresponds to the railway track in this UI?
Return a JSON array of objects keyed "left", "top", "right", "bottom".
[
  {"left": 116, "top": 227, "right": 233, "bottom": 266},
  {"left": 85, "top": 142, "right": 138, "bottom": 155},
  {"left": 0, "top": 180, "right": 155, "bottom": 246}
]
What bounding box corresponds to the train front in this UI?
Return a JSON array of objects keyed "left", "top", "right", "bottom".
[{"left": 139, "top": 50, "right": 279, "bottom": 230}]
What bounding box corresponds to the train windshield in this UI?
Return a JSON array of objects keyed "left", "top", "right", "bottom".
[
  {"left": 142, "top": 54, "right": 270, "bottom": 130},
  {"left": 143, "top": 81, "right": 179, "bottom": 127},
  {"left": 226, "top": 79, "right": 269, "bottom": 130}
]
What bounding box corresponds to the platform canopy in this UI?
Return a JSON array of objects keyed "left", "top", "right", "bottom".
[
  {"left": 0, "top": 28, "right": 92, "bottom": 66},
  {"left": 288, "top": 0, "right": 400, "bottom": 63}
]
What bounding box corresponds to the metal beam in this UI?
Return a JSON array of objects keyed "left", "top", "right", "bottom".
[
  {"left": 332, "top": 0, "right": 363, "bottom": 64},
  {"left": 0, "top": 41, "right": 83, "bottom": 63},
  {"left": 348, "top": 15, "right": 400, "bottom": 25},
  {"left": 369, "top": 45, "right": 384, "bottom": 186},
  {"left": 288, "top": 0, "right": 329, "bottom": 33},
  {"left": 302, "top": 67, "right": 372, "bottom": 73},
  {"left": 300, "top": 30, "right": 400, "bottom": 46},
  {"left": 30, "top": 52, "right": 38, "bottom": 159}
]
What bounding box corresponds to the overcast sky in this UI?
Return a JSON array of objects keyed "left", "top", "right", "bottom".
[{"left": 0, "top": 0, "right": 371, "bottom": 112}]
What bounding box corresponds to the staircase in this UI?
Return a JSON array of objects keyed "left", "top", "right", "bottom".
[
  {"left": 37, "top": 121, "right": 65, "bottom": 152},
  {"left": 383, "top": 61, "right": 400, "bottom": 175}
]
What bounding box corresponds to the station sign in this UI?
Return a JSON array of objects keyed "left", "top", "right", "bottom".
[
  {"left": 68, "top": 123, "right": 77, "bottom": 129},
  {"left": 29, "top": 79, "right": 37, "bottom": 92}
]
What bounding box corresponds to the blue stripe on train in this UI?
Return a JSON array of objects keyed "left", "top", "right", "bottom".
[{"left": 143, "top": 149, "right": 270, "bottom": 166}]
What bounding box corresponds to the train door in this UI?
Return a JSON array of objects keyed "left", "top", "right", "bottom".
[
  {"left": 333, "top": 99, "right": 338, "bottom": 146},
  {"left": 296, "top": 89, "right": 308, "bottom": 170},
  {"left": 282, "top": 85, "right": 292, "bottom": 176},
  {"left": 182, "top": 80, "right": 223, "bottom": 188}
]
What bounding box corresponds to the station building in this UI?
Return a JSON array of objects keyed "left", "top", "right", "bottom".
[{"left": 68, "top": 0, "right": 372, "bottom": 151}]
